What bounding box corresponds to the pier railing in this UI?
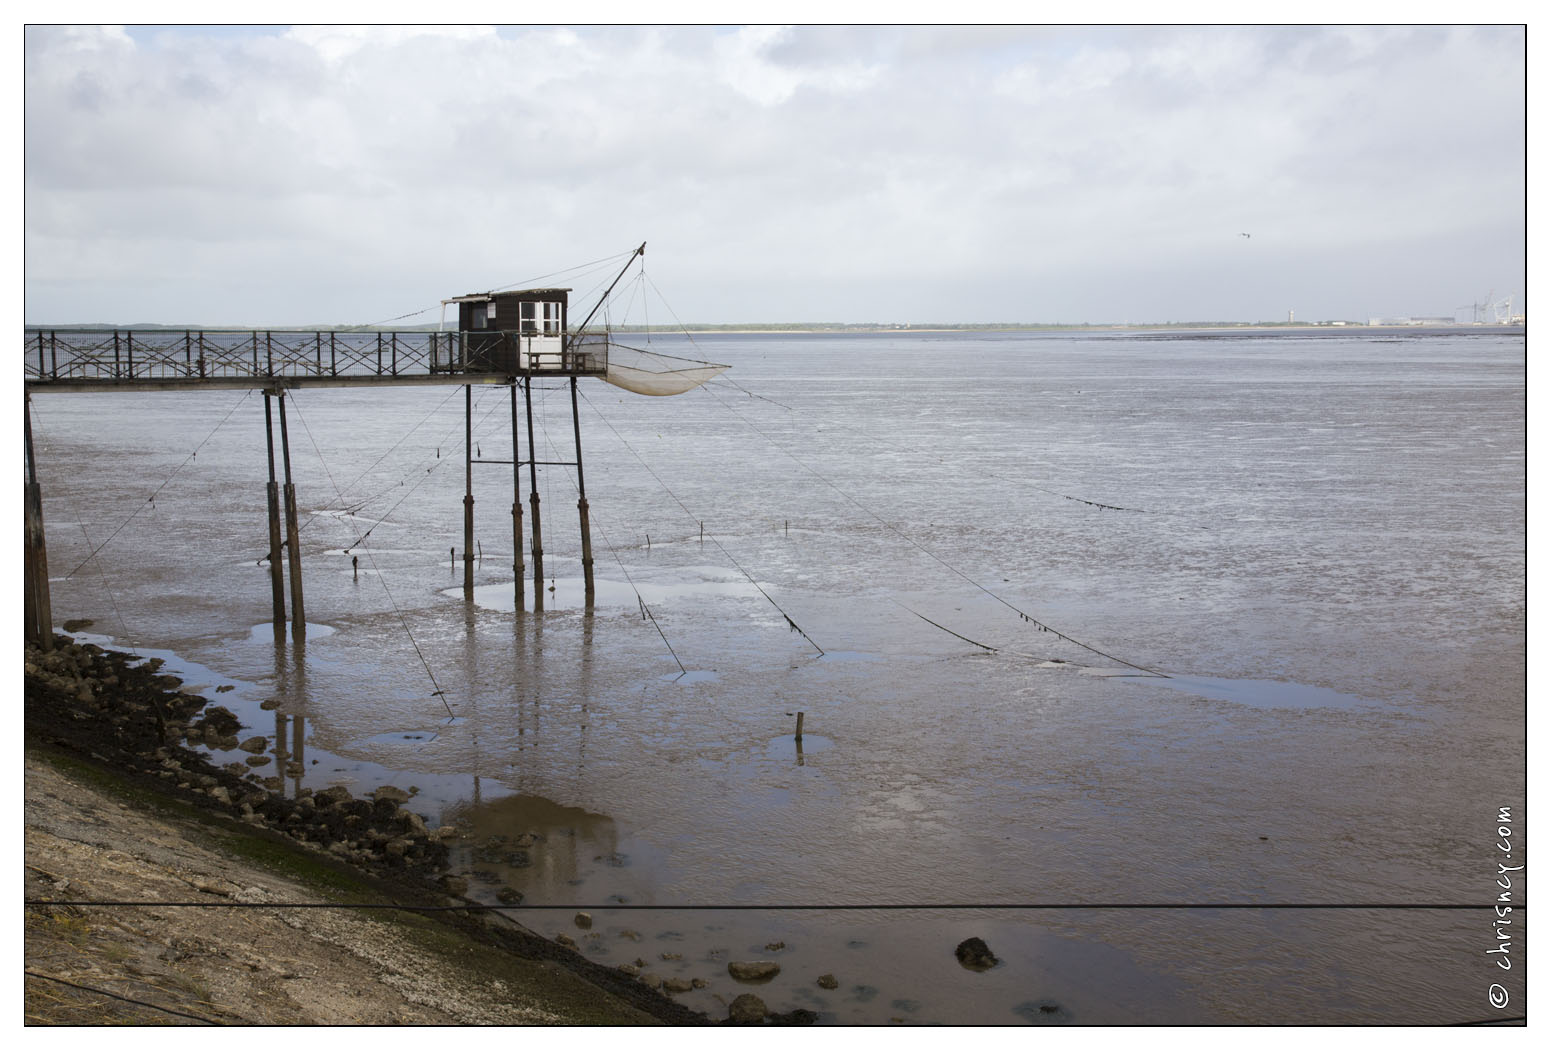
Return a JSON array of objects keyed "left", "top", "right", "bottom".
[{"left": 23, "top": 329, "right": 610, "bottom": 388}]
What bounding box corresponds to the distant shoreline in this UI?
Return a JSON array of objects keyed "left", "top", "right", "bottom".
[{"left": 24, "top": 321, "right": 1521, "bottom": 334}]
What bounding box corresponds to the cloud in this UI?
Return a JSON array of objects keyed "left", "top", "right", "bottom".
[{"left": 24, "top": 25, "right": 1525, "bottom": 325}]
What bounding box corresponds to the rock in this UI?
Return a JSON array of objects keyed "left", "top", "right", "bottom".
[
  {"left": 555, "top": 933, "right": 577, "bottom": 949},
  {"left": 437, "top": 874, "right": 468, "bottom": 895},
  {"left": 259, "top": 697, "right": 282, "bottom": 710},
  {"left": 372, "top": 785, "right": 410, "bottom": 804},
  {"left": 662, "top": 977, "right": 693, "bottom": 995},
  {"left": 617, "top": 963, "right": 640, "bottom": 977},
  {"left": 208, "top": 786, "right": 231, "bottom": 805},
  {"left": 954, "top": 936, "right": 999, "bottom": 971},
  {"left": 315, "top": 786, "right": 354, "bottom": 807},
  {"left": 574, "top": 912, "right": 593, "bottom": 930},
  {"left": 202, "top": 707, "right": 241, "bottom": 735},
  {"left": 728, "top": 961, "right": 781, "bottom": 982},
  {"left": 637, "top": 972, "right": 662, "bottom": 990},
  {"left": 397, "top": 808, "right": 429, "bottom": 836},
  {"left": 238, "top": 736, "right": 268, "bottom": 754},
  {"left": 728, "top": 993, "right": 768, "bottom": 1024},
  {"left": 764, "top": 941, "right": 786, "bottom": 952},
  {"left": 690, "top": 978, "right": 708, "bottom": 990},
  {"left": 245, "top": 755, "right": 272, "bottom": 767},
  {"left": 767, "top": 1008, "right": 819, "bottom": 1025},
  {"left": 384, "top": 838, "right": 410, "bottom": 858},
  {"left": 496, "top": 886, "right": 523, "bottom": 905},
  {"left": 618, "top": 928, "right": 641, "bottom": 941},
  {"left": 660, "top": 952, "right": 682, "bottom": 961},
  {"left": 817, "top": 973, "right": 839, "bottom": 990},
  {"left": 1013, "top": 1000, "right": 1070, "bottom": 1023}
]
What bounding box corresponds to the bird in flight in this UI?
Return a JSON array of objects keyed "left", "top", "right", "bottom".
[{"left": 1240, "top": 232, "right": 1251, "bottom": 238}]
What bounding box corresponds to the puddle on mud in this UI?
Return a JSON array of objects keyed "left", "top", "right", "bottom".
[
  {"left": 242, "top": 621, "right": 338, "bottom": 643},
  {"left": 453, "top": 565, "right": 762, "bottom": 613},
  {"left": 765, "top": 734, "right": 834, "bottom": 761}
]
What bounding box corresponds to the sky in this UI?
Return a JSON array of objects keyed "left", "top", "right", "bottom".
[{"left": 21, "top": 23, "right": 1528, "bottom": 327}]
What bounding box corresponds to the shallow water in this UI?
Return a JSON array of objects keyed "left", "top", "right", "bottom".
[{"left": 30, "top": 327, "right": 1526, "bottom": 1023}]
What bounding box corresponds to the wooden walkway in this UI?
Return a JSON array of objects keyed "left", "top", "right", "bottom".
[{"left": 23, "top": 329, "right": 609, "bottom": 392}]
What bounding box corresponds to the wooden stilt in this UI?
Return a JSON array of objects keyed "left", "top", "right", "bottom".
[
  {"left": 524, "top": 375, "right": 544, "bottom": 608},
  {"left": 463, "top": 384, "right": 475, "bottom": 600},
  {"left": 511, "top": 382, "right": 525, "bottom": 611},
  {"left": 23, "top": 396, "right": 53, "bottom": 652},
  {"left": 263, "top": 392, "right": 286, "bottom": 632},
  {"left": 570, "top": 376, "right": 594, "bottom": 604},
  {"left": 276, "top": 390, "right": 306, "bottom": 641}
]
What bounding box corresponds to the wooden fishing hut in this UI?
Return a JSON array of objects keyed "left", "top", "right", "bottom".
[
  {"left": 24, "top": 243, "right": 727, "bottom": 646},
  {"left": 440, "top": 283, "right": 611, "bottom": 613}
]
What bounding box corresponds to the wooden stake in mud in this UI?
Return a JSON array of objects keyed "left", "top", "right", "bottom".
[
  {"left": 276, "top": 390, "right": 306, "bottom": 641},
  {"left": 523, "top": 375, "right": 545, "bottom": 608},
  {"left": 262, "top": 392, "right": 286, "bottom": 632},
  {"left": 22, "top": 396, "right": 53, "bottom": 652},
  {"left": 795, "top": 711, "right": 805, "bottom": 742},
  {"left": 463, "top": 384, "right": 475, "bottom": 601},
  {"left": 570, "top": 376, "right": 594, "bottom": 604},
  {"left": 511, "top": 381, "right": 525, "bottom": 611}
]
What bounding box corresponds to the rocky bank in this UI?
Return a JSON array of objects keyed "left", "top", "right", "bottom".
[{"left": 23, "top": 634, "right": 717, "bottom": 1025}]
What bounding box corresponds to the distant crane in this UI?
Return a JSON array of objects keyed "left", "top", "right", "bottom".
[
  {"left": 1458, "top": 292, "right": 1518, "bottom": 324},
  {"left": 1456, "top": 291, "right": 1495, "bottom": 324}
]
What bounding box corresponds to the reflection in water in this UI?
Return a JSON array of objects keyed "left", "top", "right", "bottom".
[{"left": 446, "top": 793, "right": 619, "bottom": 902}]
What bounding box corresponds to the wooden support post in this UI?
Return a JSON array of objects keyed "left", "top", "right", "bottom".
[
  {"left": 276, "top": 391, "right": 306, "bottom": 641},
  {"left": 795, "top": 712, "right": 805, "bottom": 742},
  {"left": 463, "top": 384, "right": 475, "bottom": 600},
  {"left": 511, "top": 382, "right": 525, "bottom": 611},
  {"left": 262, "top": 393, "right": 286, "bottom": 632},
  {"left": 524, "top": 376, "right": 544, "bottom": 608},
  {"left": 570, "top": 376, "right": 594, "bottom": 604},
  {"left": 23, "top": 396, "right": 53, "bottom": 652}
]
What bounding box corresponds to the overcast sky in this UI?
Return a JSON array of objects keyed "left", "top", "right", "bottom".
[{"left": 23, "top": 24, "right": 1526, "bottom": 326}]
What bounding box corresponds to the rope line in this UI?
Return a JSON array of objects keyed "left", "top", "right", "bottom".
[
  {"left": 25, "top": 899, "right": 1505, "bottom": 912},
  {"left": 526, "top": 392, "right": 692, "bottom": 677},
  {"left": 577, "top": 386, "right": 825, "bottom": 656},
  {"left": 698, "top": 383, "right": 1165, "bottom": 676},
  {"left": 356, "top": 248, "right": 637, "bottom": 329},
  {"left": 704, "top": 373, "right": 1151, "bottom": 514},
  {"left": 294, "top": 384, "right": 467, "bottom": 537},
  {"left": 339, "top": 386, "right": 506, "bottom": 550},
  {"left": 61, "top": 389, "right": 254, "bottom": 579},
  {"left": 282, "top": 392, "right": 452, "bottom": 717},
  {"left": 24, "top": 969, "right": 221, "bottom": 1025},
  {"left": 29, "top": 408, "right": 143, "bottom": 653},
  {"left": 644, "top": 268, "right": 1149, "bottom": 515}
]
